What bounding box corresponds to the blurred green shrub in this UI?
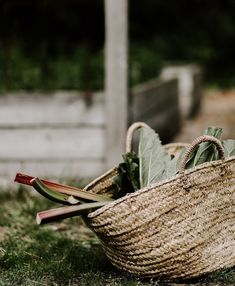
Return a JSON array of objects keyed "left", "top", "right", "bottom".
[
  {"left": 0, "top": 43, "right": 163, "bottom": 92},
  {"left": 129, "top": 42, "right": 163, "bottom": 86},
  {"left": 0, "top": 46, "right": 42, "bottom": 91},
  {"left": 0, "top": 45, "right": 105, "bottom": 92},
  {"left": 1, "top": 0, "right": 235, "bottom": 88}
]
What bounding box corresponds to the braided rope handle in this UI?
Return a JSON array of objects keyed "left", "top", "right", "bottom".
[
  {"left": 179, "top": 135, "right": 225, "bottom": 174},
  {"left": 126, "top": 122, "right": 150, "bottom": 153}
]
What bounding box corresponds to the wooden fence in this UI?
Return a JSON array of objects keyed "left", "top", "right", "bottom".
[
  {"left": 0, "top": 92, "right": 106, "bottom": 186},
  {"left": 132, "top": 78, "right": 180, "bottom": 143},
  {"left": 160, "top": 64, "right": 202, "bottom": 118},
  {"left": 0, "top": 77, "right": 182, "bottom": 186}
]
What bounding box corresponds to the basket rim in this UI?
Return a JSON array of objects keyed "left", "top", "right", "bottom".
[{"left": 87, "top": 155, "right": 235, "bottom": 219}]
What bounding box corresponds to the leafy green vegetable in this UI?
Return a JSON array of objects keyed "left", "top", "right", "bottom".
[
  {"left": 223, "top": 140, "right": 235, "bottom": 157},
  {"left": 163, "top": 146, "right": 186, "bottom": 178},
  {"left": 113, "top": 126, "right": 235, "bottom": 200},
  {"left": 113, "top": 152, "right": 140, "bottom": 198},
  {"left": 138, "top": 127, "right": 172, "bottom": 188},
  {"left": 138, "top": 127, "right": 187, "bottom": 187},
  {"left": 185, "top": 127, "right": 223, "bottom": 169}
]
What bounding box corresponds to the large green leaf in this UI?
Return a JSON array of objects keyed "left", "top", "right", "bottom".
[
  {"left": 185, "top": 127, "right": 223, "bottom": 169},
  {"left": 223, "top": 139, "right": 235, "bottom": 157},
  {"left": 138, "top": 127, "right": 172, "bottom": 188},
  {"left": 163, "top": 147, "right": 186, "bottom": 178}
]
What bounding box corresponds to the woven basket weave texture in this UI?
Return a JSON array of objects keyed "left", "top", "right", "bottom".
[{"left": 84, "top": 123, "right": 235, "bottom": 281}]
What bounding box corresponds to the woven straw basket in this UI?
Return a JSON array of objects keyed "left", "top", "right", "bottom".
[{"left": 83, "top": 122, "right": 235, "bottom": 281}]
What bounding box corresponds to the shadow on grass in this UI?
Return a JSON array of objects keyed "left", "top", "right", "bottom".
[
  {"left": 1, "top": 227, "right": 162, "bottom": 286},
  {"left": 0, "top": 189, "right": 234, "bottom": 286},
  {"left": 0, "top": 189, "right": 145, "bottom": 285},
  {"left": 1, "top": 229, "right": 117, "bottom": 285}
]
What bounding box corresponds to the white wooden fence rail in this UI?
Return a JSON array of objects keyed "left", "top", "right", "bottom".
[
  {"left": 0, "top": 78, "right": 183, "bottom": 186},
  {"left": 0, "top": 92, "right": 106, "bottom": 186}
]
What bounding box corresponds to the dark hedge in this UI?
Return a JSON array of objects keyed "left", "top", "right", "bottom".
[{"left": 1, "top": 0, "right": 235, "bottom": 90}]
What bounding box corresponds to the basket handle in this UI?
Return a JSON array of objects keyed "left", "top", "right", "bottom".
[
  {"left": 179, "top": 135, "right": 225, "bottom": 174},
  {"left": 126, "top": 122, "right": 150, "bottom": 153}
]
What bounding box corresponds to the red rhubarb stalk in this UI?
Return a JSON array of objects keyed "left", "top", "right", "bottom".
[
  {"left": 15, "top": 173, "right": 114, "bottom": 202},
  {"left": 15, "top": 173, "right": 84, "bottom": 192},
  {"left": 36, "top": 201, "right": 110, "bottom": 224}
]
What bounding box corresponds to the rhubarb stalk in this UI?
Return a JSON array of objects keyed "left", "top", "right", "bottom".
[
  {"left": 15, "top": 173, "right": 114, "bottom": 202},
  {"left": 36, "top": 201, "right": 110, "bottom": 224},
  {"left": 31, "top": 178, "right": 80, "bottom": 205}
]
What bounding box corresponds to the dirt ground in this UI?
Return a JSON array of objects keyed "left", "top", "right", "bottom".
[{"left": 174, "top": 89, "right": 235, "bottom": 142}]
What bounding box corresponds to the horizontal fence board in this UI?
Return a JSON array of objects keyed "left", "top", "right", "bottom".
[
  {"left": 140, "top": 105, "right": 181, "bottom": 141},
  {"left": 132, "top": 77, "right": 180, "bottom": 141},
  {"left": 0, "top": 92, "right": 105, "bottom": 127},
  {"left": 132, "top": 79, "right": 178, "bottom": 119},
  {"left": 134, "top": 104, "right": 179, "bottom": 132},
  {"left": 0, "top": 128, "right": 105, "bottom": 159},
  {"left": 0, "top": 160, "right": 105, "bottom": 183}
]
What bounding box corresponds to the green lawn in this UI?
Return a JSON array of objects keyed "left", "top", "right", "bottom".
[{"left": 0, "top": 188, "right": 234, "bottom": 286}]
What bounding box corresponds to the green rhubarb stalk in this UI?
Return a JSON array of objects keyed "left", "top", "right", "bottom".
[
  {"left": 48, "top": 185, "right": 114, "bottom": 202},
  {"left": 36, "top": 201, "right": 110, "bottom": 224},
  {"left": 31, "top": 178, "right": 80, "bottom": 205}
]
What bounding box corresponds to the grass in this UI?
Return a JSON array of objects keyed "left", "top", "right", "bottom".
[{"left": 0, "top": 187, "right": 234, "bottom": 286}]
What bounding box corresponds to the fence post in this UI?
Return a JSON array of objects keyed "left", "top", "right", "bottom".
[{"left": 105, "top": 0, "right": 128, "bottom": 168}]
